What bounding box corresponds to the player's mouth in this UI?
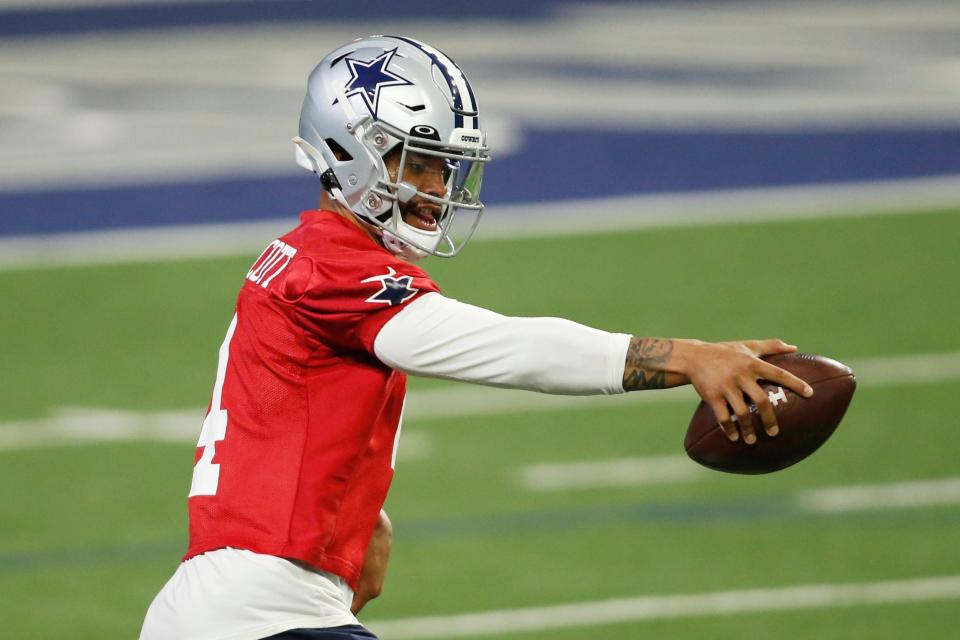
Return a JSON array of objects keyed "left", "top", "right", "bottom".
[{"left": 404, "top": 204, "right": 440, "bottom": 231}]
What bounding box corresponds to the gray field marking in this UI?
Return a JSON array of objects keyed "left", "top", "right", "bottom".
[
  {"left": 1, "top": 176, "right": 959, "bottom": 271},
  {"left": 366, "top": 575, "right": 960, "bottom": 638}
]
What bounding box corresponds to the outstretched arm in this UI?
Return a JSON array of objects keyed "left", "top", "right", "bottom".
[
  {"left": 374, "top": 293, "right": 629, "bottom": 396},
  {"left": 375, "top": 293, "right": 813, "bottom": 442}
]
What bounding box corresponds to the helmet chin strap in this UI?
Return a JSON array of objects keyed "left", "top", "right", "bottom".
[
  {"left": 382, "top": 230, "right": 428, "bottom": 262},
  {"left": 380, "top": 199, "right": 438, "bottom": 262}
]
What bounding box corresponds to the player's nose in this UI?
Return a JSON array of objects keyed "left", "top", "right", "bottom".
[{"left": 420, "top": 170, "right": 445, "bottom": 197}]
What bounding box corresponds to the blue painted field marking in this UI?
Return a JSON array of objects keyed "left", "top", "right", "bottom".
[{"left": 3, "top": 127, "right": 960, "bottom": 238}]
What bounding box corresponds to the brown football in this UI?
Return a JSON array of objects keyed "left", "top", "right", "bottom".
[{"left": 684, "top": 353, "right": 856, "bottom": 474}]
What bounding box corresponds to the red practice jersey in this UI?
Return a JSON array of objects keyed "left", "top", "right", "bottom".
[{"left": 185, "top": 210, "right": 439, "bottom": 589}]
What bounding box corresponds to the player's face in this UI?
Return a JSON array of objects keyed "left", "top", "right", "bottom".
[{"left": 385, "top": 150, "right": 450, "bottom": 232}]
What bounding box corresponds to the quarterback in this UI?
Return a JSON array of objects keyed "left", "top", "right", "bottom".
[{"left": 140, "top": 36, "right": 812, "bottom": 640}]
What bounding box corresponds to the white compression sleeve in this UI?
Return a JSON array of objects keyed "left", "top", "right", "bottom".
[{"left": 374, "top": 292, "right": 631, "bottom": 395}]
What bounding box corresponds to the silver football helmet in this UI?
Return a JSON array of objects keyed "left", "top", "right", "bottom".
[{"left": 294, "top": 35, "right": 490, "bottom": 260}]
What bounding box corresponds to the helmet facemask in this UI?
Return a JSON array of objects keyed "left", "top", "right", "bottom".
[{"left": 362, "top": 122, "right": 489, "bottom": 259}]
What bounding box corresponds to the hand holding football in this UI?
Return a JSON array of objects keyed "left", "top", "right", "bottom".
[{"left": 685, "top": 353, "right": 856, "bottom": 474}]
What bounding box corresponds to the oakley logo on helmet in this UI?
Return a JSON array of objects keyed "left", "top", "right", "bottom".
[
  {"left": 344, "top": 49, "right": 412, "bottom": 118},
  {"left": 410, "top": 125, "right": 441, "bottom": 141}
]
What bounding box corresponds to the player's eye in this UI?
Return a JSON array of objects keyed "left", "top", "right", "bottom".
[{"left": 444, "top": 160, "right": 458, "bottom": 181}]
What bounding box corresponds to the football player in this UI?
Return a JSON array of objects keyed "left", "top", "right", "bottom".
[{"left": 140, "top": 35, "right": 812, "bottom": 640}]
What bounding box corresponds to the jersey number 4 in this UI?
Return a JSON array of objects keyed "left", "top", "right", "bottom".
[{"left": 189, "top": 314, "right": 238, "bottom": 497}]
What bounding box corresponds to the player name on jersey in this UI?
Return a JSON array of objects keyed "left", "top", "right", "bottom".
[{"left": 246, "top": 239, "right": 298, "bottom": 288}]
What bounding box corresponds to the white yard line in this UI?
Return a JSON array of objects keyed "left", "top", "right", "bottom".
[
  {"left": 519, "top": 456, "right": 960, "bottom": 503},
  {"left": 518, "top": 455, "right": 704, "bottom": 492},
  {"left": 798, "top": 477, "right": 960, "bottom": 513},
  {"left": 0, "top": 405, "right": 432, "bottom": 460},
  {"left": 520, "top": 456, "right": 960, "bottom": 513},
  {"left": 2, "top": 176, "right": 959, "bottom": 271},
  {"left": 847, "top": 351, "right": 960, "bottom": 387},
  {"left": 0, "top": 406, "right": 202, "bottom": 450},
  {"left": 0, "top": 219, "right": 293, "bottom": 271},
  {"left": 367, "top": 575, "right": 960, "bottom": 638}
]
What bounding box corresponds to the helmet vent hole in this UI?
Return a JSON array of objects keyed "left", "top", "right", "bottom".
[{"left": 324, "top": 138, "right": 353, "bottom": 162}]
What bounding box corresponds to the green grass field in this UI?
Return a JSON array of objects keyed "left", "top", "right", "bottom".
[{"left": 1, "top": 208, "right": 959, "bottom": 638}]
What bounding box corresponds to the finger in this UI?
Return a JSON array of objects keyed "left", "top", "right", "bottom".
[
  {"left": 725, "top": 390, "right": 757, "bottom": 445},
  {"left": 744, "top": 338, "right": 798, "bottom": 358},
  {"left": 744, "top": 380, "right": 778, "bottom": 436},
  {"left": 708, "top": 398, "right": 739, "bottom": 442},
  {"left": 757, "top": 361, "right": 814, "bottom": 398}
]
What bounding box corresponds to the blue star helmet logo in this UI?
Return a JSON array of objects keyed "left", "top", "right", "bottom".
[
  {"left": 344, "top": 49, "right": 413, "bottom": 118},
  {"left": 361, "top": 267, "right": 419, "bottom": 306}
]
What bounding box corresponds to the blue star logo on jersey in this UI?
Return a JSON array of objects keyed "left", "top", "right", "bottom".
[
  {"left": 361, "top": 267, "right": 419, "bottom": 306},
  {"left": 344, "top": 49, "right": 412, "bottom": 118}
]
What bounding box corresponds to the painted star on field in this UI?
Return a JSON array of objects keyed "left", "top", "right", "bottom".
[
  {"left": 361, "top": 267, "right": 419, "bottom": 306},
  {"left": 344, "top": 49, "right": 412, "bottom": 118}
]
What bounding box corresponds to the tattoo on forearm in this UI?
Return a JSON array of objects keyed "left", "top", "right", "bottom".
[{"left": 622, "top": 337, "right": 674, "bottom": 391}]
